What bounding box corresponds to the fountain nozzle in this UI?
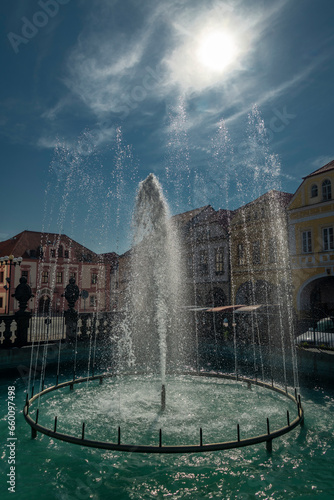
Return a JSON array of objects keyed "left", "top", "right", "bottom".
[{"left": 161, "top": 384, "right": 166, "bottom": 411}]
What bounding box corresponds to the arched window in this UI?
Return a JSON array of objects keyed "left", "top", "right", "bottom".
[
  {"left": 215, "top": 248, "right": 224, "bottom": 274},
  {"left": 311, "top": 184, "right": 318, "bottom": 198},
  {"left": 322, "top": 179, "right": 332, "bottom": 201}
]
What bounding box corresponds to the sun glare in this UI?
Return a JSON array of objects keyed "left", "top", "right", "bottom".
[{"left": 197, "top": 32, "right": 237, "bottom": 72}]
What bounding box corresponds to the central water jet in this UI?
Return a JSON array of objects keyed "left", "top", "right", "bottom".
[{"left": 130, "top": 174, "right": 187, "bottom": 410}]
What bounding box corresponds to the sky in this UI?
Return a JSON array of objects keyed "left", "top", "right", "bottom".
[{"left": 1, "top": 0, "right": 334, "bottom": 255}]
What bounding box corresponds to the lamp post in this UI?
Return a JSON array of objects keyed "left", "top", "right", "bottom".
[{"left": 0, "top": 255, "right": 23, "bottom": 314}]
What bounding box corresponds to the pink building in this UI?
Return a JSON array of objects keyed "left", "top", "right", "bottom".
[{"left": 0, "top": 231, "right": 118, "bottom": 315}]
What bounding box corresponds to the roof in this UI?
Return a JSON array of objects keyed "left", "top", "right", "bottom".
[
  {"left": 120, "top": 248, "right": 132, "bottom": 258},
  {"left": 0, "top": 230, "right": 101, "bottom": 262},
  {"left": 303, "top": 159, "right": 334, "bottom": 179},
  {"left": 0, "top": 230, "right": 50, "bottom": 258},
  {"left": 99, "top": 252, "right": 119, "bottom": 265},
  {"left": 207, "top": 208, "right": 235, "bottom": 229},
  {"left": 288, "top": 159, "right": 334, "bottom": 210},
  {"left": 172, "top": 205, "right": 235, "bottom": 233},
  {"left": 171, "top": 205, "right": 211, "bottom": 226},
  {"left": 234, "top": 190, "right": 293, "bottom": 212}
]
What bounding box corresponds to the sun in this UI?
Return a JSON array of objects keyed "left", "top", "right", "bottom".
[{"left": 197, "top": 31, "right": 237, "bottom": 72}]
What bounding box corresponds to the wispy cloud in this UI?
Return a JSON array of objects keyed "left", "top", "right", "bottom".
[
  {"left": 37, "top": 123, "right": 116, "bottom": 151},
  {"left": 41, "top": 96, "right": 72, "bottom": 121},
  {"left": 35, "top": 0, "right": 334, "bottom": 165},
  {"left": 37, "top": 136, "right": 59, "bottom": 149},
  {"left": 61, "top": 2, "right": 165, "bottom": 118},
  {"left": 311, "top": 154, "right": 334, "bottom": 169},
  {"left": 56, "top": 1, "right": 290, "bottom": 121},
  {"left": 224, "top": 59, "right": 323, "bottom": 128}
]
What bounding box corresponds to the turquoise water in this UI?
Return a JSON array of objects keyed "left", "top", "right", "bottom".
[
  {"left": 1, "top": 371, "right": 333, "bottom": 499},
  {"left": 29, "top": 375, "right": 300, "bottom": 446}
]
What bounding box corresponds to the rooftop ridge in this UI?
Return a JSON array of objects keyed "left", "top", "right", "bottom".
[
  {"left": 235, "top": 189, "right": 293, "bottom": 211},
  {"left": 303, "top": 159, "right": 334, "bottom": 179}
]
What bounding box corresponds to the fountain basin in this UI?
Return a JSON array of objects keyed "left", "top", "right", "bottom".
[{"left": 24, "top": 372, "right": 303, "bottom": 453}]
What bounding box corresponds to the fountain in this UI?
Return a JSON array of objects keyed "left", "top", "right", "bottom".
[
  {"left": 23, "top": 172, "right": 304, "bottom": 454},
  {"left": 0, "top": 103, "right": 331, "bottom": 498},
  {"left": 128, "top": 172, "right": 189, "bottom": 390}
]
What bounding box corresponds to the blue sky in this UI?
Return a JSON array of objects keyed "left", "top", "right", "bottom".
[{"left": 1, "top": 0, "right": 334, "bottom": 254}]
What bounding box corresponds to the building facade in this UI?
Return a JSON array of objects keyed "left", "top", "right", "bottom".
[
  {"left": 287, "top": 160, "right": 334, "bottom": 325},
  {"left": 0, "top": 231, "right": 118, "bottom": 314},
  {"left": 2, "top": 161, "right": 333, "bottom": 327},
  {"left": 173, "top": 205, "right": 232, "bottom": 308},
  {"left": 230, "top": 190, "right": 293, "bottom": 306},
  {"left": 108, "top": 205, "right": 233, "bottom": 315}
]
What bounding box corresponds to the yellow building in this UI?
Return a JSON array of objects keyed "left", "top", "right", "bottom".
[{"left": 287, "top": 160, "right": 334, "bottom": 324}]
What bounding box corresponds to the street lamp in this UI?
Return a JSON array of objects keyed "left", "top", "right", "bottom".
[{"left": 0, "top": 255, "right": 23, "bottom": 314}]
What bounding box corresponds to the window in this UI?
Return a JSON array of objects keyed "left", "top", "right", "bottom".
[
  {"left": 323, "top": 227, "right": 334, "bottom": 251},
  {"left": 322, "top": 179, "right": 332, "bottom": 201},
  {"left": 21, "top": 270, "right": 29, "bottom": 280},
  {"left": 311, "top": 184, "right": 318, "bottom": 198},
  {"left": 0, "top": 297, "right": 3, "bottom": 308},
  {"left": 91, "top": 273, "right": 98, "bottom": 284},
  {"left": 252, "top": 241, "right": 261, "bottom": 265},
  {"left": 268, "top": 239, "right": 277, "bottom": 264},
  {"left": 215, "top": 248, "right": 224, "bottom": 274},
  {"left": 195, "top": 227, "right": 206, "bottom": 241},
  {"left": 302, "top": 231, "right": 312, "bottom": 253},
  {"left": 58, "top": 245, "right": 63, "bottom": 258},
  {"left": 199, "top": 250, "right": 208, "bottom": 274},
  {"left": 186, "top": 254, "right": 193, "bottom": 276},
  {"left": 56, "top": 272, "right": 63, "bottom": 284},
  {"left": 90, "top": 295, "right": 96, "bottom": 307},
  {"left": 64, "top": 250, "right": 69, "bottom": 259},
  {"left": 0, "top": 271, "right": 3, "bottom": 283},
  {"left": 70, "top": 272, "right": 76, "bottom": 281},
  {"left": 81, "top": 253, "right": 92, "bottom": 263},
  {"left": 237, "top": 244, "right": 244, "bottom": 266},
  {"left": 42, "top": 271, "right": 48, "bottom": 283},
  {"left": 50, "top": 249, "right": 56, "bottom": 258}
]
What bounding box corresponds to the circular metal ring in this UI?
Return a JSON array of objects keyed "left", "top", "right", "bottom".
[{"left": 23, "top": 372, "right": 304, "bottom": 453}]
